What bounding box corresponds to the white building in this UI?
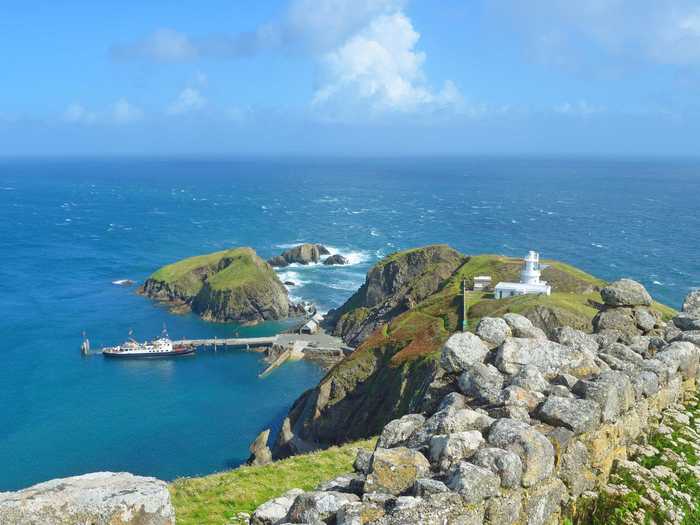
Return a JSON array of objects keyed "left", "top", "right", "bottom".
[
  {"left": 473, "top": 276, "right": 492, "bottom": 291},
  {"left": 494, "top": 251, "right": 551, "bottom": 299}
]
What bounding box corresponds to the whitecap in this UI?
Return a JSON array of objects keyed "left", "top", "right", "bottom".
[
  {"left": 0, "top": 187, "right": 15, "bottom": 191},
  {"left": 323, "top": 245, "right": 372, "bottom": 266},
  {"left": 653, "top": 280, "right": 663, "bottom": 285},
  {"left": 591, "top": 243, "right": 604, "bottom": 248},
  {"left": 370, "top": 228, "right": 380, "bottom": 237}
]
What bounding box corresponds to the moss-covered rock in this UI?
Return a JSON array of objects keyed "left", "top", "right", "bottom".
[{"left": 140, "top": 247, "right": 298, "bottom": 324}]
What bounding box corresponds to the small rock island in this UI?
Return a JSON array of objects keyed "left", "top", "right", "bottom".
[
  {"left": 140, "top": 247, "right": 302, "bottom": 324},
  {"left": 268, "top": 243, "right": 347, "bottom": 267}
]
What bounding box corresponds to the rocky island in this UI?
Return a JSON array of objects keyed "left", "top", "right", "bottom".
[
  {"left": 139, "top": 247, "right": 303, "bottom": 324},
  {"left": 268, "top": 243, "right": 348, "bottom": 267}
]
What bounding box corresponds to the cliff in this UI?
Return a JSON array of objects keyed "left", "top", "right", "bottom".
[
  {"left": 140, "top": 247, "right": 300, "bottom": 324},
  {"left": 275, "top": 248, "right": 676, "bottom": 457}
]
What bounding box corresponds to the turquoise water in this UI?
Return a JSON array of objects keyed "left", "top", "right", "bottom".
[{"left": 1, "top": 157, "right": 699, "bottom": 491}]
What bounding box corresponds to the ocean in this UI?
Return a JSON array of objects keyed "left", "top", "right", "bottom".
[{"left": 0, "top": 157, "right": 698, "bottom": 491}]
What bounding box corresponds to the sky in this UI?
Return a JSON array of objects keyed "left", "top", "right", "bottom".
[{"left": 2, "top": 0, "right": 700, "bottom": 156}]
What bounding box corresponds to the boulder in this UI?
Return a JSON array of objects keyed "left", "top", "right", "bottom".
[
  {"left": 324, "top": 254, "right": 348, "bottom": 265},
  {"left": 278, "top": 243, "right": 330, "bottom": 265},
  {"left": 656, "top": 341, "right": 700, "bottom": 380},
  {"left": 377, "top": 414, "right": 426, "bottom": 449},
  {"left": 354, "top": 449, "right": 373, "bottom": 475},
  {"left": 634, "top": 307, "right": 658, "bottom": 331},
  {"left": 673, "top": 312, "right": 700, "bottom": 331},
  {"left": 316, "top": 474, "right": 365, "bottom": 495},
  {"left": 251, "top": 488, "right": 304, "bottom": 525},
  {"left": 428, "top": 431, "right": 484, "bottom": 471},
  {"left": 248, "top": 429, "right": 273, "bottom": 466},
  {"left": 503, "top": 313, "right": 547, "bottom": 339},
  {"left": 572, "top": 370, "right": 635, "bottom": 423},
  {"left": 286, "top": 490, "right": 359, "bottom": 523},
  {"left": 536, "top": 396, "right": 601, "bottom": 434},
  {"left": 558, "top": 440, "right": 595, "bottom": 497},
  {"left": 600, "top": 279, "right": 652, "bottom": 307},
  {"left": 406, "top": 408, "right": 494, "bottom": 449},
  {"left": 457, "top": 363, "right": 504, "bottom": 404},
  {"left": 592, "top": 308, "right": 641, "bottom": 338},
  {"left": 413, "top": 478, "right": 449, "bottom": 497},
  {"left": 445, "top": 462, "right": 500, "bottom": 504},
  {"left": 495, "top": 338, "right": 599, "bottom": 379},
  {"left": 267, "top": 255, "right": 288, "bottom": 268},
  {"left": 498, "top": 386, "right": 544, "bottom": 412},
  {"left": 437, "top": 392, "right": 468, "bottom": 412},
  {"left": 0, "top": 472, "right": 175, "bottom": 525},
  {"left": 511, "top": 365, "right": 549, "bottom": 393},
  {"left": 682, "top": 289, "right": 700, "bottom": 315},
  {"left": 476, "top": 317, "right": 512, "bottom": 349},
  {"left": 471, "top": 447, "right": 524, "bottom": 488},
  {"left": 440, "top": 332, "right": 489, "bottom": 373},
  {"left": 522, "top": 477, "right": 566, "bottom": 525},
  {"left": 487, "top": 419, "right": 555, "bottom": 487},
  {"left": 364, "top": 447, "right": 430, "bottom": 495},
  {"left": 551, "top": 326, "right": 599, "bottom": 354}
]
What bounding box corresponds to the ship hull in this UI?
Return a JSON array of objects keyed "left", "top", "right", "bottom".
[{"left": 102, "top": 346, "right": 195, "bottom": 358}]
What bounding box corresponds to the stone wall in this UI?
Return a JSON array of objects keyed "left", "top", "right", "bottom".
[{"left": 251, "top": 284, "right": 700, "bottom": 525}]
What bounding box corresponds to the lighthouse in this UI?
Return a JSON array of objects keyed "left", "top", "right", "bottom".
[{"left": 494, "top": 251, "right": 552, "bottom": 299}]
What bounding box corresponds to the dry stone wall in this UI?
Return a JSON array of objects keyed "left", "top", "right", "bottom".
[{"left": 251, "top": 283, "right": 700, "bottom": 525}]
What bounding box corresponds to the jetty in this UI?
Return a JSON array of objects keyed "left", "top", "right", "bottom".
[{"left": 172, "top": 336, "right": 277, "bottom": 349}]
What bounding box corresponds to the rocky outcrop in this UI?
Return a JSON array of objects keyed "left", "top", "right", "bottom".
[
  {"left": 140, "top": 247, "right": 301, "bottom": 324},
  {"left": 248, "top": 429, "right": 273, "bottom": 466},
  {"left": 267, "top": 244, "right": 330, "bottom": 267},
  {"left": 325, "top": 245, "right": 466, "bottom": 346},
  {"left": 324, "top": 254, "right": 348, "bottom": 265},
  {"left": 0, "top": 472, "right": 174, "bottom": 525},
  {"left": 254, "top": 288, "right": 697, "bottom": 525},
  {"left": 593, "top": 279, "right": 664, "bottom": 342}
]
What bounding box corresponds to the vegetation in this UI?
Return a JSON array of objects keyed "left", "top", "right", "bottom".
[
  {"left": 170, "top": 438, "right": 376, "bottom": 525},
  {"left": 575, "top": 394, "right": 700, "bottom": 525}
]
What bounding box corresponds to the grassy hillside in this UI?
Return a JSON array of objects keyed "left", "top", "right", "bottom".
[
  {"left": 206, "top": 248, "right": 278, "bottom": 291},
  {"left": 169, "top": 438, "right": 375, "bottom": 525}
]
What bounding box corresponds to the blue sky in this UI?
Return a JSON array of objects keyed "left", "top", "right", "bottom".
[{"left": 2, "top": 0, "right": 700, "bottom": 156}]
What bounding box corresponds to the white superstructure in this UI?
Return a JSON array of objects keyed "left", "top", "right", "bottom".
[{"left": 494, "top": 251, "right": 551, "bottom": 299}]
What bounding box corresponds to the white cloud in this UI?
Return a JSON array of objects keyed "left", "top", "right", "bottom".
[
  {"left": 112, "top": 99, "right": 144, "bottom": 123},
  {"left": 113, "top": 28, "right": 198, "bottom": 62},
  {"left": 554, "top": 100, "right": 605, "bottom": 117},
  {"left": 167, "top": 88, "right": 207, "bottom": 115},
  {"left": 312, "top": 11, "right": 462, "bottom": 115},
  {"left": 502, "top": 0, "right": 700, "bottom": 67},
  {"left": 64, "top": 103, "right": 97, "bottom": 125}
]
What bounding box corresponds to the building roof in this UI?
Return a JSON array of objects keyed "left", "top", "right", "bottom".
[{"left": 494, "top": 282, "right": 550, "bottom": 292}]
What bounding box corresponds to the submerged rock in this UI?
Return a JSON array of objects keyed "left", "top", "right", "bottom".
[{"left": 0, "top": 472, "right": 174, "bottom": 525}]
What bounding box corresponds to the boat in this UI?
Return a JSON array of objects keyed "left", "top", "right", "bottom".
[{"left": 102, "top": 329, "right": 194, "bottom": 358}]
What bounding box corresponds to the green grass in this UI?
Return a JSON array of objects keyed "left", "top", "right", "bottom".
[
  {"left": 169, "top": 438, "right": 376, "bottom": 525},
  {"left": 206, "top": 249, "right": 277, "bottom": 291}
]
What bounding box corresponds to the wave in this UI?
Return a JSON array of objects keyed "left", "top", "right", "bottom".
[
  {"left": 0, "top": 187, "right": 15, "bottom": 191},
  {"left": 323, "top": 245, "right": 372, "bottom": 266}
]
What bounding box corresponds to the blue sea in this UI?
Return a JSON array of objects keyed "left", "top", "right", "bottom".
[{"left": 1, "top": 157, "right": 699, "bottom": 491}]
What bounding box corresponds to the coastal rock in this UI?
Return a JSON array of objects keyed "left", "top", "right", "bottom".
[
  {"left": 251, "top": 488, "right": 304, "bottom": 525},
  {"left": 682, "top": 289, "right": 700, "bottom": 315},
  {"left": 457, "top": 363, "right": 504, "bottom": 405},
  {"left": 476, "top": 317, "right": 512, "bottom": 349},
  {"left": 0, "top": 472, "right": 174, "bottom": 525},
  {"left": 600, "top": 279, "right": 652, "bottom": 307},
  {"left": 445, "top": 462, "right": 500, "bottom": 504},
  {"left": 572, "top": 370, "right": 635, "bottom": 423},
  {"left": 471, "top": 447, "right": 524, "bottom": 488},
  {"left": 248, "top": 429, "right": 273, "bottom": 466},
  {"left": 487, "top": 419, "right": 555, "bottom": 487},
  {"left": 551, "top": 326, "right": 599, "bottom": 354},
  {"left": 511, "top": 365, "right": 549, "bottom": 393},
  {"left": 413, "top": 478, "right": 449, "bottom": 497},
  {"left": 440, "top": 332, "right": 489, "bottom": 373},
  {"left": 428, "top": 430, "right": 484, "bottom": 471},
  {"left": 267, "top": 255, "right": 288, "bottom": 268},
  {"left": 495, "top": 338, "right": 599, "bottom": 379},
  {"left": 377, "top": 414, "right": 426, "bottom": 449},
  {"left": 286, "top": 491, "right": 359, "bottom": 523},
  {"left": 364, "top": 447, "right": 430, "bottom": 495},
  {"left": 673, "top": 312, "right": 700, "bottom": 331},
  {"left": 503, "top": 313, "right": 547, "bottom": 339},
  {"left": 278, "top": 243, "right": 330, "bottom": 266},
  {"left": 656, "top": 341, "right": 699, "bottom": 380},
  {"left": 324, "top": 254, "right": 348, "bottom": 265},
  {"left": 536, "top": 396, "right": 601, "bottom": 434}
]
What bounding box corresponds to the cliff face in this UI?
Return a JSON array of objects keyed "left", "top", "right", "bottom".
[
  {"left": 140, "top": 247, "right": 298, "bottom": 324},
  {"left": 273, "top": 249, "right": 676, "bottom": 458},
  {"left": 326, "top": 245, "right": 466, "bottom": 346}
]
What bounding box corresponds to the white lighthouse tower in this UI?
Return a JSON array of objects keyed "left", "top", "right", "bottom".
[{"left": 494, "top": 251, "right": 552, "bottom": 299}]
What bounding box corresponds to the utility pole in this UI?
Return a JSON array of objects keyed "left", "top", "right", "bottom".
[{"left": 462, "top": 279, "right": 469, "bottom": 331}]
